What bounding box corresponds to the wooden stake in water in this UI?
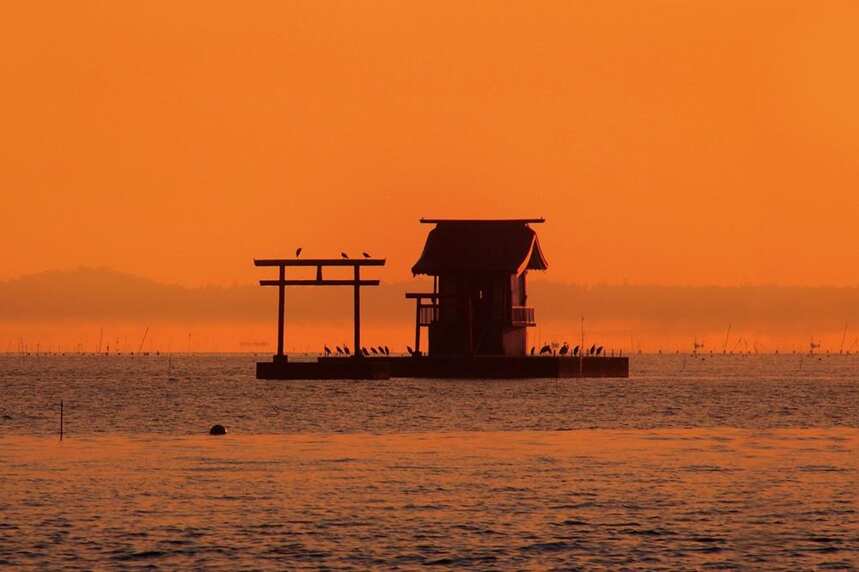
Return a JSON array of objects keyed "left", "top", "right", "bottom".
[
  {"left": 59, "top": 400, "right": 64, "bottom": 441},
  {"left": 579, "top": 315, "right": 584, "bottom": 378}
]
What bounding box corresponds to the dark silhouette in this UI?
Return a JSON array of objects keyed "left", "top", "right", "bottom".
[
  {"left": 573, "top": 345, "right": 580, "bottom": 356},
  {"left": 209, "top": 424, "right": 226, "bottom": 436},
  {"left": 254, "top": 256, "right": 383, "bottom": 363},
  {"left": 383, "top": 345, "right": 390, "bottom": 355},
  {"left": 336, "top": 346, "right": 344, "bottom": 355},
  {"left": 254, "top": 218, "right": 628, "bottom": 380},
  {"left": 407, "top": 219, "right": 545, "bottom": 357},
  {"left": 295, "top": 247, "right": 302, "bottom": 258}
]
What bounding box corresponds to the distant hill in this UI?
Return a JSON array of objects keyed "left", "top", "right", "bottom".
[
  {"left": 0, "top": 268, "right": 262, "bottom": 322},
  {"left": 0, "top": 267, "right": 407, "bottom": 323}
]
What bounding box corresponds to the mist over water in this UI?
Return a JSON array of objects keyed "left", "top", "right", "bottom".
[{"left": 1, "top": 355, "right": 857, "bottom": 569}]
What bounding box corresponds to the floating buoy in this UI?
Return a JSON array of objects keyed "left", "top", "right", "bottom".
[{"left": 209, "top": 424, "right": 226, "bottom": 436}]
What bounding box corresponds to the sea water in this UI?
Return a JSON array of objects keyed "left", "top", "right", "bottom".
[{"left": 1, "top": 354, "right": 857, "bottom": 569}]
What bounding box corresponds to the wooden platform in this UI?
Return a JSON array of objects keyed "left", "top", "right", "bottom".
[
  {"left": 256, "top": 357, "right": 391, "bottom": 380},
  {"left": 256, "top": 355, "right": 629, "bottom": 380}
]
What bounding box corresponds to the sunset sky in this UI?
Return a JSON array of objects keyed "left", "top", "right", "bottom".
[{"left": 2, "top": 1, "right": 858, "bottom": 291}]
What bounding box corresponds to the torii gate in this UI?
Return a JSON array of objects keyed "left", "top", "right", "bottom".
[{"left": 254, "top": 257, "right": 385, "bottom": 361}]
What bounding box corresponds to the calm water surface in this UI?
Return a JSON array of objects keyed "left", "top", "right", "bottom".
[{"left": 1, "top": 354, "right": 857, "bottom": 569}]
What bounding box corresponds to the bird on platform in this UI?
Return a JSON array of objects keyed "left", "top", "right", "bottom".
[
  {"left": 406, "top": 345, "right": 415, "bottom": 356},
  {"left": 341, "top": 252, "right": 349, "bottom": 259},
  {"left": 362, "top": 252, "right": 371, "bottom": 258},
  {"left": 530, "top": 346, "right": 535, "bottom": 356},
  {"left": 376, "top": 345, "right": 385, "bottom": 355},
  {"left": 323, "top": 345, "right": 332, "bottom": 356},
  {"left": 343, "top": 345, "right": 351, "bottom": 355},
  {"left": 383, "top": 345, "right": 390, "bottom": 355},
  {"left": 539, "top": 344, "right": 552, "bottom": 355},
  {"left": 361, "top": 347, "right": 370, "bottom": 356},
  {"left": 589, "top": 344, "right": 597, "bottom": 355},
  {"left": 559, "top": 343, "right": 569, "bottom": 356},
  {"left": 573, "top": 345, "right": 580, "bottom": 356},
  {"left": 336, "top": 346, "right": 344, "bottom": 355},
  {"left": 295, "top": 247, "right": 302, "bottom": 258},
  {"left": 596, "top": 346, "right": 603, "bottom": 356},
  {"left": 370, "top": 347, "right": 379, "bottom": 355}
]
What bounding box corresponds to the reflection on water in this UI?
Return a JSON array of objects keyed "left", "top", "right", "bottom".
[{"left": 0, "top": 355, "right": 857, "bottom": 569}]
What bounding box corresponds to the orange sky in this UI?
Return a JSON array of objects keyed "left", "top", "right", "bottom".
[{"left": 2, "top": 1, "right": 858, "bottom": 288}]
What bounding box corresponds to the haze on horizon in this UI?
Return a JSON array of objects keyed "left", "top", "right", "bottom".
[{"left": 2, "top": 268, "right": 858, "bottom": 354}]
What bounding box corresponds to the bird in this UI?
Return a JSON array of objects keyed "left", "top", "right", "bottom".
[
  {"left": 376, "top": 345, "right": 385, "bottom": 355},
  {"left": 295, "top": 247, "right": 302, "bottom": 258},
  {"left": 596, "top": 346, "right": 604, "bottom": 356},
  {"left": 323, "top": 345, "right": 332, "bottom": 356},
  {"left": 530, "top": 346, "right": 535, "bottom": 356},
  {"left": 370, "top": 347, "right": 379, "bottom": 355},
  {"left": 589, "top": 344, "right": 597, "bottom": 355},
  {"left": 539, "top": 344, "right": 552, "bottom": 355},
  {"left": 406, "top": 345, "right": 415, "bottom": 356},
  {"left": 559, "top": 343, "right": 569, "bottom": 356},
  {"left": 361, "top": 347, "right": 370, "bottom": 356},
  {"left": 383, "top": 345, "right": 390, "bottom": 356},
  {"left": 341, "top": 252, "right": 349, "bottom": 259},
  {"left": 343, "top": 345, "right": 351, "bottom": 355},
  {"left": 362, "top": 252, "right": 371, "bottom": 258},
  {"left": 573, "top": 345, "right": 580, "bottom": 356},
  {"left": 336, "top": 346, "right": 344, "bottom": 355}
]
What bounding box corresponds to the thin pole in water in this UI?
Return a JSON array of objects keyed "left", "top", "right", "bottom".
[
  {"left": 579, "top": 315, "right": 584, "bottom": 378},
  {"left": 840, "top": 322, "right": 848, "bottom": 355},
  {"left": 59, "top": 400, "right": 64, "bottom": 441}
]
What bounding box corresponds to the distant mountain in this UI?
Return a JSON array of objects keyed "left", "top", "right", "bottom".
[
  {"left": 0, "top": 267, "right": 408, "bottom": 323},
  {"left": 0, "top": 268, "right": 263, "bottom": 322}
]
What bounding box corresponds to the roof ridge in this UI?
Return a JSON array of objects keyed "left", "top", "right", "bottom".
[{"left": 419, "top": 218, "right": 545, "bottom": 224}]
